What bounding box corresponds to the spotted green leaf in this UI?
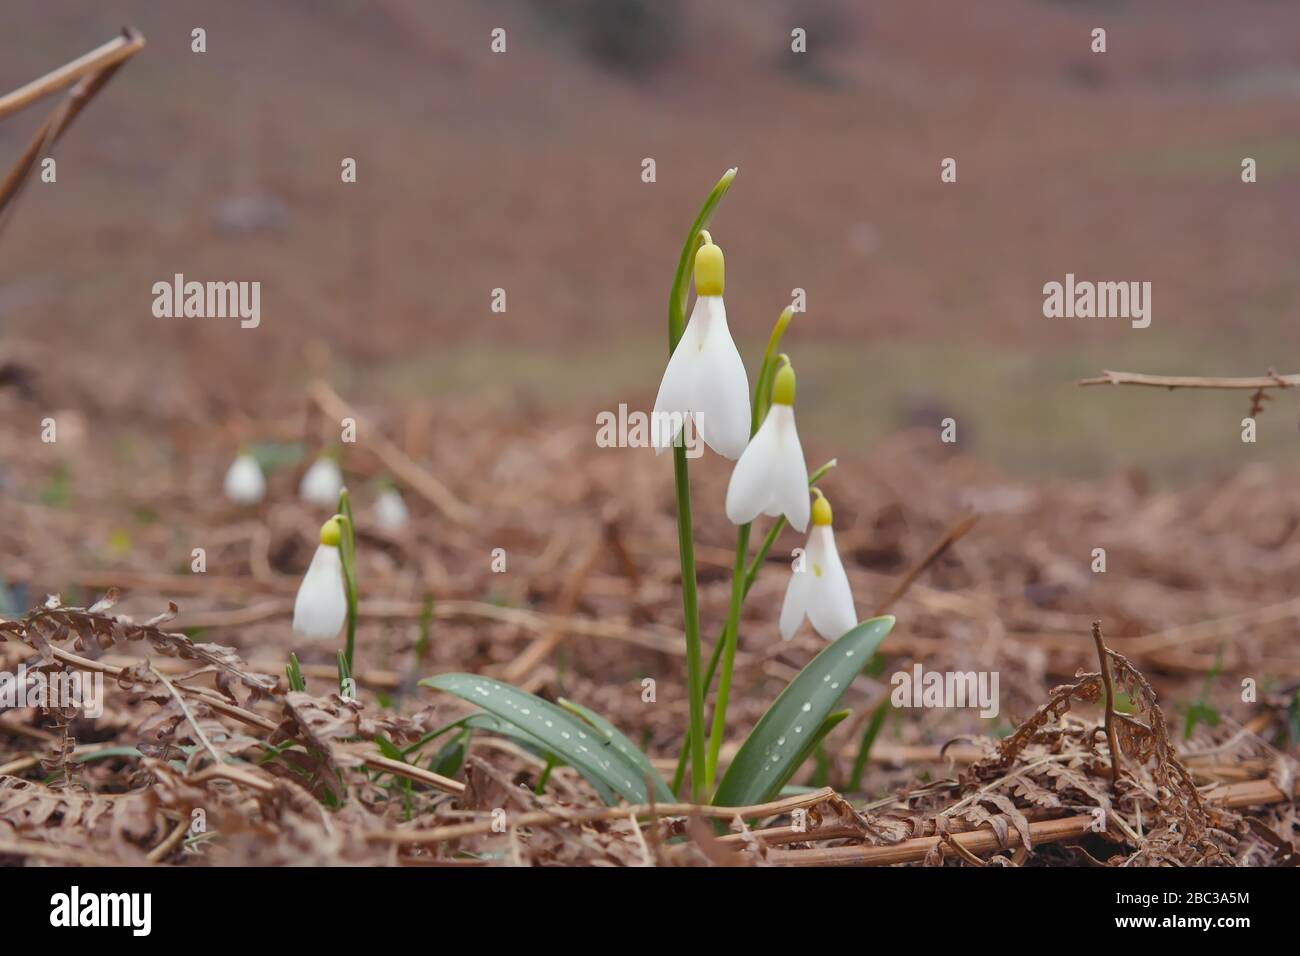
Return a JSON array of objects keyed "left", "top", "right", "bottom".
[
  {"left": 421, "top": 673, "right": 660, "bottom": 805},
  {"left": 558, "top": 697, "right": 673, "bottom": 802},
  {"left": 713, "top": 615, "right": 895, "bottom": 807}
]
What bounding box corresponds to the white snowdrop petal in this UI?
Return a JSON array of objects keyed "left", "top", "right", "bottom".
[
  {"left": 651, "top": 299, "right": 708, "bottom": 453},
  {"left": 292, "top": 544, "right": 347, "bottom": 640},
  {"left": 806, "top": 526, "right": 858, "bottom": 641},
  {"left": 223, "top": 454, "right": 265, "bottom": 505},
  {"left": 374, "top": 488, "right": 409, "bottom": 532},
  {"left": 299, "top": 458, "right": 343, "bottom": 507},
  {"left": 691, "top": 298, "right": 750, "bottom": 459},
  {"left": 779, "top": 558, "right": 811, "bottom": 641},
  {"left": 725, "top": 413, "right": 779, "bottom": 525},
  {"left": 768, "top": 405, "right": 810, "bottom": 531}
]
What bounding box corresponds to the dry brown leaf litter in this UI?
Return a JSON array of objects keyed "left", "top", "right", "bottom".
[{"left": 1, "top": 385, "right": 1298, "bottom": 866}]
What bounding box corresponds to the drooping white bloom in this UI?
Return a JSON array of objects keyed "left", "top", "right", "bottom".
[
  {"left": 725, "top": 362, "right": 809, "bottom": 532},
  {"left": 374, "top": 486, "right": 409, "bottom": 532},
  {"left": 651, "top": 239, "right": 750, "bottom": 460},
  {"left": 299, "top": 456, "right": 343, "bottom": 507},
  {"left": 779, "top": 492, "right": 857, "bottom": 642},
  {"left": 293, "top": 517, "right": 348, "bottom": 640},
  {"left": 223, "top": 452, "right": 266, "bottom": 505}
]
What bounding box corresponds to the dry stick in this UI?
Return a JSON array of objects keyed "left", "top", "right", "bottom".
[
  {"left": 503, "top": 529, "right": 603, "bottom": 685},
  {"left": 40, "top": 645, "right": 464, "bottom": 795},
  {"left": 941, "top": 830, "right": 988, "bottom": 867},
  {"left": 765, "top": 776, "right": 1297, "bottom": 867},
  {"left": 872, "top": 512, "right": 980, "bottom": 618},
  {"left": 145, "top": 818, "right": 191, "bottom": 865},
  {"left": 1092, "top": 621, "right": 1123, "bottom": 791},
  {"left": 0, "top": 29, "right": 144, "bottom": 119},
  {"left": 307, "top": 380, "right": 473, "bottom": 524},
  {"left": 148, "top": 662, "right": 221, "bottom": 766},
  {"left": 364, "top": 786, "right": 837, "bottom": 844},
  {"left": 1078, "top": 369, "right": 1300, "bottom": 390},
  {"left": 0, "top": 29, "right": 146, "bottom": 221}
]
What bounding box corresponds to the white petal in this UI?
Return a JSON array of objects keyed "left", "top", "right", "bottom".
[
  {"left": 650, "top": 300, "right": 705, "bottom": 453},
  {"left": 223, "top": 454, "right": 265, "bottom": 504},
  {"left": 758, "top": 405, "right": 810, "bottom": 531},
  {"left": 805, "top": 526, "right": 857, "bottom": 641},
  {"left": 779, "top": 555, "right": 811, "bottom": 641},
  {"left": 725, "top": 411, "right": 779, "bottom": 526},
  {"left": 293, "top": 544, "right": 347, "bottom": 640},
  {"left": 374, "top": 488, "right": 409, "bottom": 532},
  {"left": 690, "top": 297, "right": 750, "bottom": 459},
  {"left": 299, "top": 458, "right": 343, "bottom": 506}
]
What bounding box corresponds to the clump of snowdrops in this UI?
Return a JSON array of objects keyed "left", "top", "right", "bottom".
[{"left": 293, "top": 171, "right": 895, "bottom": 807}]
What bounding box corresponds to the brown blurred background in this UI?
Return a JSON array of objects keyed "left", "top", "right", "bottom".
[{"left": 3, "top": 0, "right": 1300, "bottom": 479}]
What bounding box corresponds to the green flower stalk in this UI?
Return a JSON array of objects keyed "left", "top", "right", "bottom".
[
  {"left": 661, "top": 168, "right": 737, "bottom": 802},
  {"left": 336, "top": 487, "right": 359, "bottom": 678},
  {"left": 671, "top": 456, "right": 835, "bottom": 797},
  {"left": 705, "top": 320, "right": 804, "bottom": 791}
]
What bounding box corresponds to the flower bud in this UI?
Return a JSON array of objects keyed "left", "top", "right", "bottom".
[
  {"left": 811, "top": 490, "right": 833, "bottom": 526},
  {"left": 694, "top": 240, "right": 724, "bottom": 297},
  {"left": 771, "top": 363, "right": 796, "bottom": 406},
  {"left": 319, "top": 516, "right": 342, "bottom": 547}
]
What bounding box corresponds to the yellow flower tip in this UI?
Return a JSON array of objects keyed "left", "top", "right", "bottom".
[
  {"left": 771, "top": 362, "right": 796, "bottom": 406},
  {"left": 811, "top": 490, "right": 833, "bottom": 526},
  {"left": 319, "top": 516, "right": 342, "bottom": 547},
  {"left": 694, "top": 241, "right": 724, "bottom": 296}
]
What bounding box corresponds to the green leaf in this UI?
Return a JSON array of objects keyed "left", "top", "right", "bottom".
[
  {"left": 558, "top": 697, "right": 673, "bottom": 802},
  {"left": 668, "top": 167, "right": 737, "bottom": 349},
  {"left": 421, "top": 673, "right": 661, "bottom": 805},
  {"left": 72, "top": 746, "right": 142, "bottom": 764},
  {"left": 713, "top": 615, "right": 895, "bottom": 807},
  {"left": 848, "top": 699, "right": 889, "bottom": 792},
  {"left": 804, "top": 712, "right": 847, "bottom": 790},
  {"left": 429, "top": 730, "right": 468, "bottom": 780}
]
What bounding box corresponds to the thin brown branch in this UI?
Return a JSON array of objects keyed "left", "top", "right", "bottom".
[
  {"left": 145, "top": 818, "right": 191, "bottom": 865},
  {"left": 765, "top": 776, "right": 1297, "bottom": 866},
  {"left": 1078, "top": 369, "right": 1299, "bottom": 390},
  {"left": 872, "top": 512, "right": 979, "bottom": 617},
  {"left": 364, "top": 786, "right": 837, "bottom": 844},
  {"left": 307, "top": 380, "right": 474, "bottom": 524},
  {"left": 1092, "top": 621, "right": 1123, "bottom": 790},
  {"left": 0, "top": 28, "right": 144, "bottom": 119},
  {"left": 148, "top": 662, "right": 222, "bottom": 766},
  {"left": 0, "top": 29, "right": 146, "bottom": 222}
]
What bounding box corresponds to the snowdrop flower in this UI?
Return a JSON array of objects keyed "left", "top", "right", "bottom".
[
  {"left": 374, "top": 485, "right": 409, "bottom": 532},
  {"left": 223, "top": 452, "right": 266, "bottom": 505},
  {"left": 293, "top": 516, "right": 347, "bottom": 640},
  {"left": 299, "top": 455, "right": 343, "bottom": 507},
  {"left": 725, "top": 361, "right": 809, "bottom": 532},
  {"left": 651, "top": 235, "right": 750, "bottom": 459},
  {"left": 779, "top": 490, "right": 857, "bottom": 642}
]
